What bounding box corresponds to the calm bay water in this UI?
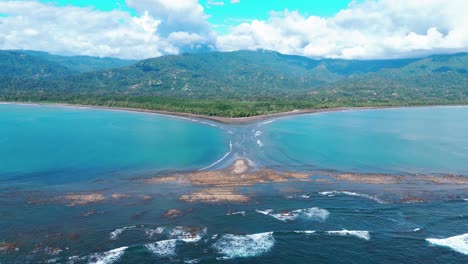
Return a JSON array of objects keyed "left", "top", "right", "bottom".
[
  {"left": 257, "top": 106, "right": 468, "bottom": 174},
  {"left": 0, "top": 104, "right": 230, "bottom": 187},
  {"left": 0, "top": 104, "right": 467, "bottom": 263}
]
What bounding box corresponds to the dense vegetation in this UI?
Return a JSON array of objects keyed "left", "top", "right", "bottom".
[{"left": 1, "top": 50, "right": 467, "bottom": 117}]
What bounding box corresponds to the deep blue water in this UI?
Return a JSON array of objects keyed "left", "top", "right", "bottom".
[{"left": 0, "top": 104, "right": 467, "bottom": 263}]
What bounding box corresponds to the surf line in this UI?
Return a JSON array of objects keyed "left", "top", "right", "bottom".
[{"left": 199, "top": 141, "right": 233, "bottom": 171}]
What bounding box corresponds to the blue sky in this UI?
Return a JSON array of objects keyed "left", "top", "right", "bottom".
[{"left": 1, "top": 1, "right": 466, "bottom": 59}]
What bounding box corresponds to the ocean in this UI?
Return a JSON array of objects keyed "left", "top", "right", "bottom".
[{"left": 0, "top": 104, "right": 466, "bottom": 263}]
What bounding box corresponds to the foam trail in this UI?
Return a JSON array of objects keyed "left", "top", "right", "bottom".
[
  {"left": 326, "top": 230, "right": 371, "bottom": 240},
  {"left": 109, "top": 226, "right": 136, "bottom": 240},
  {"left": 145, "top": 239, "right": 177, "bottom": 257},
  {"left": 426, "top": 233, "right": 468, "bottom": 255},
  {"left": 87, "top": 246, "right": 128, "bottom": 264},
  {"left": 213, "top": 232, "right": 275, "bottom": 259},
  {"left": 199, "top": 141, "right": 232, "bottom": 171},
  {"left": 254, "top": 130, "right": 262, "bottom": 137},
  {"left": 319, "top": 191, "right": 384, "bottom": 204}
]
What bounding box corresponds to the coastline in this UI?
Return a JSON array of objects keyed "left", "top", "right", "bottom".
[{"left": 2, "top": 101, "right": 465, "bottom": 125}]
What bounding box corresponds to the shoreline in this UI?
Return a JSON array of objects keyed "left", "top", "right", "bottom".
[{"left": 1, "top": 101, "right": 466, "bottom": 124}]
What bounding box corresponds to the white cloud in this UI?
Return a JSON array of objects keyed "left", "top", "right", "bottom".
[
  {"left": 0, "top": 1, "right": 210, "bottom": 59},
  {"left": 0, "top": 0, "right": 466, "bottom": 60},
  {"left": 125, "top": 0, "right": 212, "bottom": 37},
  {"left": 207, "top": 0, "right": 225, "bottom": 7},
  {"left": 217, "top": 0, "right": 468, "bottom": 59}
]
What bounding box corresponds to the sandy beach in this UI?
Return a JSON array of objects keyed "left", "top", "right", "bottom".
[{"left": 3, "top": 101, "right": 464, "bottom": 125}]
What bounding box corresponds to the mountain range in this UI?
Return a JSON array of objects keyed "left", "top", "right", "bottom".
[{"left": 0, "top": 49, "right": 466, "bottom": 116}]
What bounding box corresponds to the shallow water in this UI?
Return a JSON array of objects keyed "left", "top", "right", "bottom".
[
  {"left": 0, "top": 104, "right": 230, "bottom": 189},
  {"left": 0, "top": 104, "right": 467, "bottom": 263},
  {"left": 257, "top": 106, "right": 468, "bottom": 174}
]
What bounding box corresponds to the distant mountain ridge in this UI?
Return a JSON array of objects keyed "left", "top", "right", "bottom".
[
  {"left": 0, "top": 49, "right": 466, "bottom": 117},
  {"left": 0, "top": 50, "right": 136, "bottom": 78},
  {"left": 2, "top": 49, "right": 466, "bottom": 98}
]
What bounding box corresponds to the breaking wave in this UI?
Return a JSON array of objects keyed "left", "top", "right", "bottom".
[
  {"left": 326, "top": 230, "right": 371, "bottom": 240},
  {"left": 109, "top": 226, "right": 136, "bottom": 240},
  {"left": 426, "top": 233, "right": 468, "bottom": 255},
  {"left": 145, "top": 239, "right": 177, "bottom": 257},
  {"left": 257, "top": 207, "right": 330, "bottom": 222},
  {"left": 227, "top": 211, "right": 246, "bottom": 216},
  {"left": 286, "top": 194, "right": 311, "bottom": 199},
  {"left": 86, "top": 247, "right": 128, "bottom": 264},
  {"left": 169, "top": 226, "right": 207, "bottom": 243},
  {"left": 146, "top": 227, "right": 166, "bottom": 238},
  {"left": 213, "top": 232, "right": 275, "bottom": 259},
  {"left": 319, "top": 191, "right": 384, "bottom": 203},
  {"left": 293, "top": 230, "right": 316, "bottom": 234}
]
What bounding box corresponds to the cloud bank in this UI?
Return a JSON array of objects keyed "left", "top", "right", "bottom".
[{"left": 0, "top": 0, "right": 466, "bottom": 59}]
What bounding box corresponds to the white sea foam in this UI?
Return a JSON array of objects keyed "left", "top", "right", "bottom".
[
  {"left": 426, "top": 233, "right": 468, "bottom": 255},
  {"left": 213, "top": 232, "right": 275, "bottom": 259},
  {"left": 254, "top": 130, "right": 263, "bottom": 137},
  {"left": 319, "top": 191, "right": 384, "bottom": 203},
  {"left": 146, "top": 227, "right": 166, "bottom": 238},
  {"left": 109, "top": 226, "right": 136, "bottom": 240},
  {"left": 326, "top": 230, "right": 371, "bottom": 241},
  {"left": 255, "top": 209, "right": 273, "bottom": 215},
  {"left": 227, "top": 211, "right": 246, "bottom": 216},
  {"left": 286, "top": 194, "right": 310, "bottom": 199},
  {"left": 169, "top": 226, "right": 207, "bottom": 243},
  {"left": 258, "top": 120, "right": 275, "bottom": 127},
  {"left": 199, "top": 141, "right": 232, "bottom": 171},
  {"left": 257, "top": 208, "right": 329, "bottom": 222},
  {"left": 294, "top": 230, "right": 316, "bottom": 234},
  {"left": 256, "top": 139, "right": 264, "bottom": 147},
  {"left": 87, "top": 246, "right": 128, "bottom": 264},
  {"left": 145, "top": 239, "right": 177, "bottom": 257},
  {"left": 184, "top": 259, "right": 200, "bottom": 264}
]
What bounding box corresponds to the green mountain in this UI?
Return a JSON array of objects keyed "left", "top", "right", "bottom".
[
  {"left": 1, "top": 50, "right": 467, "bottom": 116},
  {"left": 0, "top": 50, "right": 74, "bottom": 78},
  {"left": 0, "top": 50, "right": 136, "bottom": 79},
  {"left": 19, "top": 50, "right": 136, "bottom": 73}
]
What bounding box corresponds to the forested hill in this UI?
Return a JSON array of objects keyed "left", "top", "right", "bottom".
[
  {"left": 19, "top": 50, "right": 137, "bottom": 73},
  {"left": 0, "top": 50, "right": 136, "bottom": 77},
  {"left": 0, "top": 50, "right": 467, "bottom": 116}
]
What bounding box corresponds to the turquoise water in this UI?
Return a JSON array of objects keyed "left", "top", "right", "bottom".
[
  {"left": 258, "top": 107, "right": 468, "bottom": 174},
  {"left": 0, "top": 104, "right": 230, "bottom": 186},
  {"left": 0, "top": 104, "right": 467, "bottom": 263}
]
